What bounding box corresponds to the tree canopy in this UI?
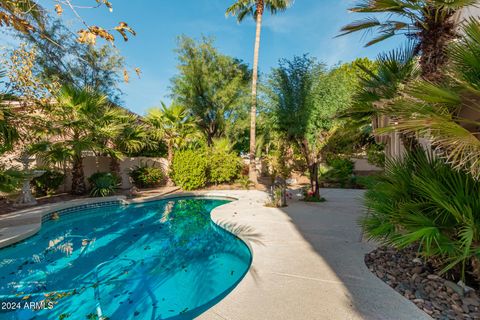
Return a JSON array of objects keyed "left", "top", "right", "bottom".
[{"left": 170, "top": 36, "right": 250, "bottom": 145}]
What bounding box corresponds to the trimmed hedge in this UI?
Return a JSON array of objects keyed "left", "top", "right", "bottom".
[
  {"left": 171, "top": 148, "right": 241, "bottom": 190},
  {"left": 171, "top": 149, "right": 209, "bottom": 190},
  {"left": 209, "top": 151, "right": 241, "bottom": 185}
]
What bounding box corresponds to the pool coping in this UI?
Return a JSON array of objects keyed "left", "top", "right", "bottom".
[
  {"left": 0, "top": 196, "right": 128, "bottom": 249},
  {"left": 0, "top": 191, "right": 243, "bottom": 250}
]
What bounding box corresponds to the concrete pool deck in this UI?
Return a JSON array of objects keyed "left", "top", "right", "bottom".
[
  {"left": 199, "top": 189, "right": 431, "bottom": 320},
  {"left": 0, "top": 189, "right": 430, "bottom": 320}
]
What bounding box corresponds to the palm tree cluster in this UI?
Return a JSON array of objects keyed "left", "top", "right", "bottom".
[
  {"left": 342, "top": 1, "right": 480, "bottom": 177},
  {"left": 146, "top": 103, "right": 198, "bottom": 184},
  {"left": 32, "top": 85, "right": 149, "bottom": 195},
  {"left": 340, "top": 0, "right": 478, "bottom": 81},
  {"left": 342, "top": 2, "right": 480, "bottom": 282}
]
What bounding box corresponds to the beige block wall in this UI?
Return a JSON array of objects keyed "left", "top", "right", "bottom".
[
  {"left": 352, "top": 158, "right": 383, "bottom": 173},
  {"left": 60, "top": 156, "right": 168, "bottom": 191}
]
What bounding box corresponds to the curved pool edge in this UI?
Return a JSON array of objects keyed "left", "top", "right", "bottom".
[
  {"left": 0, "top": 191, "right": 249, "bottom": 252},
  {"left": 0, "top": 195, "right": 128, "bottom": 249},
  {"left": 0, "top": 191, "right": 258, "bottom": 320}
]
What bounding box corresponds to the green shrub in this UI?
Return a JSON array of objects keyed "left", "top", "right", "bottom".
[
  {"left": 322, "top": 156, "right": 354, "bottom": 187},
  {"left": 88, "top": 172, "right": 119, "bottom": 197},
  {"left": 362, "top": 151, "right": 480, "bottom": 283},
  {"left": 326, "top": 156, "right": 354, "bottom": 176},
  {"left": 354, "top": 175, "right": 379, "bottom": 189},
  {"left": 31, "top": 170, "right": 65, "bottom": 196},
  {"left": 236, "top": 175, "right": 253, "bottom": 190},
  {"left": 366, "top": 143, "right": 385, "bottom": 168},
  {"left": 171, "top": 149, "right": 208, "bottom": 190},
  {"left": 0, "top": 169, "right": 23, "bottom": 193},
  {"left": 302, "top": 187, "right": 326, "bottom": 202},
  {"left": 129, "top": 165, "right": 165, "bottom": 188},
  {"left": 208, "top": 151, "right": 241, "bottom": 184}
]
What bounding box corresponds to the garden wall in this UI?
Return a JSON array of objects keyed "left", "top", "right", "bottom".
[
  {"left": 352, "top": 158, "right": 383, "bottom": 174},
  {"left": 59, "top": 156, "right": 168, "bottom": 192}
]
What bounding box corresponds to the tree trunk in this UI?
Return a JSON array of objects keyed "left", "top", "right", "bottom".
[
  {"left": 206, "top": 134, "right": 213, "bottom": 147},
  {"left": 71, "top": 156, "right": 86, "bottom": 195},
  {"left": 417, "top": 10, "right": 457, "bottom": 82},
  {"left": 166, "top": 145, "right": 174, "bottom": 186},
  {"left": 110, "top": 157, "right": 121, "bottom": 176},
  {"left": 248, "top": 7, "right": 263, "bottom": 184},
  {"left": 308, "top": 162, "right": 321, "bottom": 199}
]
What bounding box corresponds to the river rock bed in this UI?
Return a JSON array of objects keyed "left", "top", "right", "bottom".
[{"left": 365, "top": 246, "right": 480, "bottom": 320}]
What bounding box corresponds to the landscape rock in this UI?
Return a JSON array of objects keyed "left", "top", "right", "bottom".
[{"left": 365, "top": 246, "right": 480, "bottom": 320}]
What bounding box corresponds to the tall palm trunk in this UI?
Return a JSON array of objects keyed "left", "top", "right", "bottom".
[
  {"left": 71, "top": 155, "right": 86, "bottom": 195},
  {"left": 417, "top": 9, "right": 457, "bottom": 82},
  {"left": 249, "top": 3, "right": 263, "bottom": 184},
  {"left": 166, "top": 144, "right": 174, "bottom": 186}
]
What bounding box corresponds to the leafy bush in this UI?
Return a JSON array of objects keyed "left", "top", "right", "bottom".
[
  {"left": 88, "top": 172, "right": 119, "bottom": 197},
  {"left": 321, "top": 156, "right": 355, "bottom": 187},
  {"left": 31, "top": 170, "right": 65, "bottom": 196},
  {"left": 236, "top": 175, "right": 253, "bottom": 190},
  {"left": 327, "top": 156, "right": 354, "bottom": 176},
  {"left": 302, "top": 187, "right": 326, "bottom": 202},
  {"left": 208, "top": 151, "right": 241, "bottom": 184},
  {"left": 354, "top": 175, "right": 379, "bottom": 189},
  {"left": 0, "top": 169, "right": 23, "bottom": 193},
  {"left": 265, "top": 185, "right": 288, "bottom": 207},
  {"left": 362, "top": 151, "right": 480, "bottom": 283},
  {"left": 171, "top": 149, "right": 208, "bottom": 190},
  {"left": 129, "top": 165, "right": 165, "bottom": 188},
  {"left": 366, "top": 143, "right": 385, "bottom": 168}
]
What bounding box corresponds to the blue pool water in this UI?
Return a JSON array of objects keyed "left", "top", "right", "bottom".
[{"left": 0, "top": 197, "right": 252, "bottom": 320}]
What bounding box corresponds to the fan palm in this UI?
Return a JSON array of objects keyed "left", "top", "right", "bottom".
[
  {"left": 375, "top": 19, "right": 480, "bottom": 178},
  {"left": 362, "top": 150, "right": 480, "bottom": 282},
  {"left": 104, "top": 111, "right": 149, "bottom": 175},
  {"left": 226, "top": 0, "right": 293, "bottom": 183},
  {"left": 339, "top": 0, "right": 477, "bottom": 81},
  {"left": 344, "top": 45, "right": 420, "bottom": 122},
  {"left": 0, "top": 73, "right": 19, "bottom": 153},
  {"left": 146, "top": 103, "right": 198, "bottom": 183},
  {"left": 35, "top": 85, "right": 118, "bottom": 195},
  {"left": 0, "top": 69, "right": 22, "bottom": 193}
]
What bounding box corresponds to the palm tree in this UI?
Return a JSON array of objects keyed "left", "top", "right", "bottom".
[
  {"left": 341, "top": 46, "right": 421, "bottom": 149},
  {"left": 36, "top": 85, "right": 117, "bottom": 195},
  {"left": 146, "top": 103, "right": 198, "bottom": 183},
  {"left": 226, "top": 0, "right": 293, "bottom": 183},
  {"left": 339, "top": 0, "right": 477, "bottom": 81},
  {"left": 105, "top": 111, "right": 149, "bottom": 175},
  {"left": 0, "top": 92, "right": 19, "bottom": 154},
  {"left": 369, "top": 19, "right": 480, "bottom": 178}
]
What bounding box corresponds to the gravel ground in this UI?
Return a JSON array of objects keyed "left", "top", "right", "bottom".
[{"left": 366, "top": 246, "right": 480, "bottom": 320}]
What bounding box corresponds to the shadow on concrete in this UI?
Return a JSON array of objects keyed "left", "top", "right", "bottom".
[{"left": 274, "top": 187, "right": 429, "bottom": 320}]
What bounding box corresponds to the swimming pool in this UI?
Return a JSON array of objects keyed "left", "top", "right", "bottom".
[{"left": 0, "top": 197, "right": 252, "bottom": 319}]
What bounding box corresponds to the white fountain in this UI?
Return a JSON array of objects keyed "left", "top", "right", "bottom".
[{"left": 13, "top": 153, "right": 45, "bottom": 207}]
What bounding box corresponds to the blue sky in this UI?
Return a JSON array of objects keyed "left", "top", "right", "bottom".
[{"left": 4, "top": 0, "right": 403, "bottom": 114}]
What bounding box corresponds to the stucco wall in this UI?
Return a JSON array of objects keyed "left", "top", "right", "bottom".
[
  {"left": 60, "top": 156, "right": 168, "bottom": 191},
  {"left": 352, "top": 158, "right": 383, "bottom": 173}
]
